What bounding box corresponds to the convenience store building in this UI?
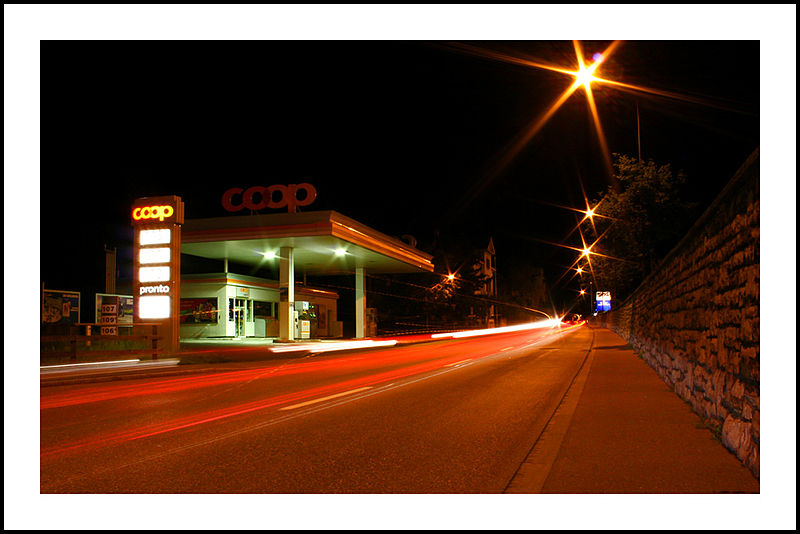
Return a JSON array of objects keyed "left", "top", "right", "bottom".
[{"left": 132, "top": 191, "right": 434, "bottom": 351}]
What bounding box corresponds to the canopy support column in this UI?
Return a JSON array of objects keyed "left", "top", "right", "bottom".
[
  {"left": 278, "top": 246, "right": 295, "bottom": 341},
  {"left": 355, "top": 267, "right": 366, "bottom": 339}
]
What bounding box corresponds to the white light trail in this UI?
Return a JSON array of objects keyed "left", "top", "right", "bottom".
[
  {"left": 431, "top": 318, "right": 561, "bottom": 339},
  {"left": 269, "top": 339, "right": 398, "bottom": 354}
]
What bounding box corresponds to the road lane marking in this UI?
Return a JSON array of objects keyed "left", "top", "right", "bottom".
[
  {"left": 444, "top": 359, "right": 472, "bottom": 367},
  {"left": 278, "top": 387, "right": 373, "bottom": 411},
  {"left": 40, "top": 359, "right": 141, "bottom": 369}
]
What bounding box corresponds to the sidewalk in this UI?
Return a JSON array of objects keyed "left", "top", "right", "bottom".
[{"left": 507, "top": 325, "right": 759, "bottom": 493}]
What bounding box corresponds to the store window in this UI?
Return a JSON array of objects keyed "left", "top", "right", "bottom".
[
  {"left": 180, "top": 297, "right": 218, "bottom": 324},
  {"left": 254, "top": 300, "right": 275, "bottom": 318}
]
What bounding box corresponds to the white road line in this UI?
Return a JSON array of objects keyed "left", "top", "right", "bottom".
[
  {"left": 444, "top": 359, "right": 472, "bottom": 367},
  {"left": 279, "top": 387, "right": 374, "bottom": 411},
  {"left": 40, "top": 359, "right": 140, "bottom": 369}
]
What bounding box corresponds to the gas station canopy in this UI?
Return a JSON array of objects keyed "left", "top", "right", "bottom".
[{"left": 181, "top": 210, "right": 434, "bottom": 274}]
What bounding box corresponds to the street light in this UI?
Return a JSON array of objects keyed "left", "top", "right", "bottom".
[{"left": 573, "top": 62, "right": 600, "bottom": 91}]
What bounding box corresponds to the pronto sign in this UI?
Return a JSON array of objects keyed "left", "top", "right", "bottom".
[{"left": 222, "top": 183, "right": 316, "bottom": 213}]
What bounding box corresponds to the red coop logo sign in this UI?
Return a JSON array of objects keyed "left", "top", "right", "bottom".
[
  {"left": 132, "top": 205, "right": 174, "bottom": 221},
  {"left": 222, "top": 183, "right": 317, "bottom": 213}
]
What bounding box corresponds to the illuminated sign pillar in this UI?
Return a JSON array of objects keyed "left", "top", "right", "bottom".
[
  {"left": 132, "top": 196, "right": 184, "bottom": 357},
  {"left": 278, "top": 246, "right": 295, "bottom": 341}
]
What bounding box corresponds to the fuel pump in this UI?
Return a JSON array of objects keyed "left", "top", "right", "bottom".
[{"left": 296, "top": 301, "right": 313, "bottom": 339}]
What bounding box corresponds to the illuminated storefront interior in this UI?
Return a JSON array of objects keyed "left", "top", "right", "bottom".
[{"left": 180, "top": 272, "right": 340, "bottom": 339}]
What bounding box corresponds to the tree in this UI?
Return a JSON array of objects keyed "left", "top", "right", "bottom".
[
  {"left": 426, "top": 275, "right": 460, "bottom": 303},
  {"left": 587, "top": 154, "right": 697, "bottom": 303}
]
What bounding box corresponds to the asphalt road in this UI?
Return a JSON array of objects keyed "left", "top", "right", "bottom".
[{"left": 40, "top": 324, "right": 591, "bottom": 493}]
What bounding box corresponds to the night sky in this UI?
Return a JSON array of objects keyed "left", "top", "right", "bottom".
[{"left": 38, "top": 39, "right": 760, "bottom": 312}]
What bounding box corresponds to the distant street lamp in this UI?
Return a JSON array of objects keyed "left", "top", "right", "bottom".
[{"left": 573, "top": 61, "right": 600, "bottom": 91}]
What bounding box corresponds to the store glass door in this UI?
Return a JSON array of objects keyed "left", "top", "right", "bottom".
[{"left": 234, "top": 298, "right": 246, "bottom": 337}]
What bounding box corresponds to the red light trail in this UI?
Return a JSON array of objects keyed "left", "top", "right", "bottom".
[{"left": 40, "top": 322, "right": 584, "bottom": 460}]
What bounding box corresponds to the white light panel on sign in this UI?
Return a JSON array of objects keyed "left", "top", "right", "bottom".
[
  {"left": 139, "top": 266, "right": 170, "bottom": 282},
  {"left": 139, "top": 228, "right": 171, "bottom": 245},
  {"left": 139, "top": 295, "right": 171, "bottom": 318},
  {"left": 139, "top": 247, "right": 171, "bottom": 264}
]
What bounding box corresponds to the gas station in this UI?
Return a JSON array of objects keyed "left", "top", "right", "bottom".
[{"left": 132, "top": 186, "right": 434, "bottom": 355}]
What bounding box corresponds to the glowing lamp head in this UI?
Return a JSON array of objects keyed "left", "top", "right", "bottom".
[
  {"left": 585, "top": 208, "right": 595, "bottom": 219},
  {"left": 580, "top": 289, "right": 586, "bottom": 295},
  {"left": 576, "top": 266, "right": 583, "bottom": 274},
  {"left": 575, "top": 64, "right": 599, "bottom": 89},
  {"left": 581, "top": 247, "right": 591, "bottom": 257},
  {"left": 263, "top": 251, "right": 277, "bottom": 259},
  {"left": 447, "top": 273, "right": 456, "bottom": 281},
  {"left": 334, "top": 248, "right": 347, "bottom": 256}
]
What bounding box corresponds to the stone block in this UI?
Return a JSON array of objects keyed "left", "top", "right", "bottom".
[
  {"left": 751, "top": 407, "right": 760, "bottom": 435},
  {"left": 722, "top": 415, "right": 754, "bottom": 466},
  {"left": 731, "top": 380, "right": 745, "bottom": 401}
]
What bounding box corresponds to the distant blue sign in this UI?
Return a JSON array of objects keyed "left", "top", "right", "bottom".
[{"left": 596, "top": 291, "right": 611, "bottom": 312}]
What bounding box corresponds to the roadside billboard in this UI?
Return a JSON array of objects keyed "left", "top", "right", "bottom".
[{"left": 42, "top": 289, "right": 81, "bottom": 325}]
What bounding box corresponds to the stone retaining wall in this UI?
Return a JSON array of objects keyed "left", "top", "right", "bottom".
[{"left": 592, "top": 149, "right": 759, "bottom": 477}]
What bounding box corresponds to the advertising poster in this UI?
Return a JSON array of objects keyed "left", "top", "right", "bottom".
[
  {"left": 42, "top": 290, "right": 81, "bottom": 325},
  {"left": 180, "top": 298, "right": 219, "bottom": 324},
  {"left": 118, "top": 296, "right": 134, "bottom": 325}
]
